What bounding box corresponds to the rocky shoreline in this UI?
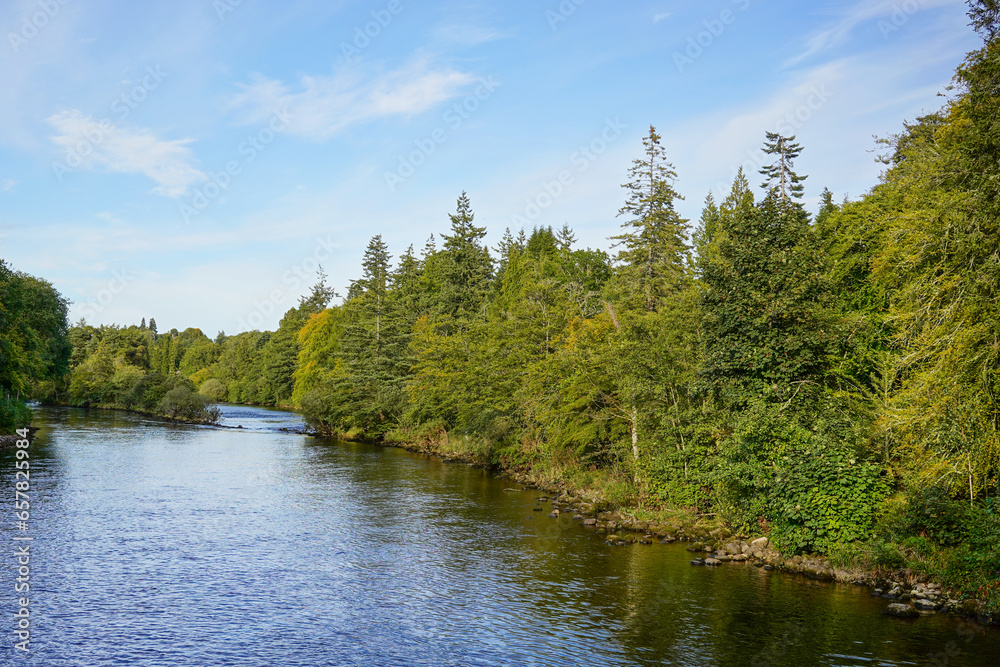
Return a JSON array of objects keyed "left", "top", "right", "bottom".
[
  {"left": 375, "top": 432, "right": 998, "bottom": 628},
  {"left": 505, "top": 472, "right": 998, "bottom": 627},
  {"left": 0, "top": 427, "right": 37, "bottom": 449}
]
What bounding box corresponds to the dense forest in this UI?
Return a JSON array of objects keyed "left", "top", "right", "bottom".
[{"left": 4, "top": 0, "right": 998, "bottom": 609}]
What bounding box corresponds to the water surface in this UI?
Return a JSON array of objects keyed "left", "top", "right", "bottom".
[{"left": 2, "top": 405, "right": 998, "bottom": 666}]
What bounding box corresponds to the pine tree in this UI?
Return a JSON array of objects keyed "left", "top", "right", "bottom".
[
  {"left": 556, "top": 223, "right": 577, "bottom": 251},
  {"left": 140, "top": 317, "right": 146, "bottom": 329},
  {"left": 148, "top": 318, "right": 158, "bottom": 339},
  {"left": 722, "top": 168, "right": 756, "bottom": 221},
  {"left": 437, "top": 192, "right": 493, "bottom": 322},
  {"left": 298, "top": 267, "right": 339, "bottom": 314},
  {"left": 759, "top": 132, "right": 807, "bottom": 205},
  {"left": 969, "top": 0, "right": 1000, "bottom": 39},
  {"left": 692, "top": 192, "right": 720, "bottom": 275},
  {"left": 816, "top": 187, "right": 837, "bottom": 226},
  {"left": 611, "top": 125, "right": 690, "bottom": 312}
]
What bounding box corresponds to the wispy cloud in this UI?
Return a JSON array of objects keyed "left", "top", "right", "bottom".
[
  {"left": 1, "top": 179, "right": 16, "bottom": 192},
  {"left": 653, "top": 12, "right": 672, "bottom": 24},
  {"left": 47, "top": 111, "right": 206, "bottom": 197},
  {"left": 433, "top": 24, "right": 505, "bottom": 47},
  {"left": 230, "top": 58, "right": 477, "bottom": 141},
  {"left": 783, "top": 0, "right": 963, "bottom": 68}
]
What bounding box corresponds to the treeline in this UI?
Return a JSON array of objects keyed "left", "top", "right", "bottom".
[
  {"left": 0, "top": 260, "right": 70, "bottom": 432},
  {"left": 50, "top": 2, "right": 1000, "bottom": 605}
]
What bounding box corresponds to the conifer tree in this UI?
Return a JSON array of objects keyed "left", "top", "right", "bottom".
[
  {"left": 437, "top": 192, "right": 493, "bottom": 322},
  {"left": 556, "top": 223, "right": 577, "bottom": 251},
  {"left": 611, "top": 125, "right": 690, "bottom": 312},
  {"left": 721, "top": 168, "right": 756, "bottom": 221},
  {"left": 692, "top": 192, "right": 720, "bottom": 275},
  {"left": 759, "top": 132, "right": 807, "bottom": 205}
]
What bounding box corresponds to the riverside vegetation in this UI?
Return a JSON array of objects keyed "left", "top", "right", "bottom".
[{"left": 4, "top": 0, "right": 999, "bottom": 618}]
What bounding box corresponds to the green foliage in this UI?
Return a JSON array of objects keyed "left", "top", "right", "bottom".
[
  {"left": 0, "top": 396, "right": 32, "bottom": 433},
  {"left": 769, "top": 441, "right": 888, "bottom": 554},
  {"left": 159, "top": 384, "right": 219, "bottom": 422},
  {"left": 198, "top": 378, "right": 228, "bottom": 402},
  {"left": 0, "top": 260, "right": 71, "bottom": 398},
  {"left": 895, "top": 486, "right": 974, "bottom": 547}
]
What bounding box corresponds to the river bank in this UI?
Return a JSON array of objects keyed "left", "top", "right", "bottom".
[{"left": 372, "top": 426, "right": 1000, "bottom": 628}]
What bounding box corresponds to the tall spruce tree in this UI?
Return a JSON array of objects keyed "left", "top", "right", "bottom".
[
  {"left": 611, "top": 125, "right": 690, "bottom": 313},
  {"left": 437, "top": 192, "right": 493, "bottom": 322}
]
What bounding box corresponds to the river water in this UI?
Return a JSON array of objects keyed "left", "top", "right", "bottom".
[{"left": 2, "top": 404, "right": 998, "bottom": 666}]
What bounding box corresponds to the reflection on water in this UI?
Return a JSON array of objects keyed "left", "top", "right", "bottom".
[{"left": 0, "top": 405, "right": 997, "bottom": 666}]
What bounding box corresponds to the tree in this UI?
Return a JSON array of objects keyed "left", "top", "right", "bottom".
[
  {"left": 610, "top": 125, "right": 690, "bottom": 312},
  {"left": 436, "top": 192, "right": 494, "bottom": 322},
  {"left": 759, "top": 132, "right": 807, "bottom": 205},
  {"left": 692, "top": 192, "right": 720, "bottom": 275},
  {"left": 700, "top": 192, "right": 830, "bottom": 404},
  {"left": 969, "top": 0, "right": 1000, "bottom": 39}
]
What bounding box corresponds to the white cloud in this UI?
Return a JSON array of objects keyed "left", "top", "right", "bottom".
[
  {"left": 47, "top": 111, "right": 206, "bottom": 197},
  {"left": 230, "top": 58, "right": 477, "bottom": 141},
  {"left": 783, "top": 0, "right": 964, "bottom": 68},
  {"left": 1, "top": 179, "right": 16, "bottom": 192},
  {"left": 653, "top": 13, "right": 672, "bottom": 24}
]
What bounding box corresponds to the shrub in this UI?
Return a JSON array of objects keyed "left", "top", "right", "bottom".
[
  {"left": 158, "top": 385, "right": 218, "bottom": 422},
  {"left": 897, "top": 486, "right": 972, "bottom": 547},
  {"left": 198, "top": 378, "right": 228, "bottom": 402},
  {"left": 0, "top": 396, "right": 32, "bottom": 433},
  {"left": 769, "top": 442, "right": 889, "bottom": 554}
]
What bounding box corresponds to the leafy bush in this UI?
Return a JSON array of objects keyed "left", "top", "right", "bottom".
[
  {"left": 715, "top": 401, "right": 808, "bottom": 533},
  {"left": 158, "top": 385, "right": 218, "bottom": 422},
  {"left": 769, "top": 442, "right": 889, "bottom": 554},
  {"left": 198, "top": 378, "right": 227, "bottom": 402},
  {"left": 0, "top": 396, "right": 32, "bottom": 433},
  {"left": 897, "top": 486, "right": 972, "bottom": 547}
]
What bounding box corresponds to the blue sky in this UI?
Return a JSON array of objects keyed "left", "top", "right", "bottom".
[{"left": 0, "top": 0, "right": 980, "bottom": 335}]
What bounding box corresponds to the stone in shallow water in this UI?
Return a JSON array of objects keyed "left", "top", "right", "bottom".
[
  {"left": 883, "top": 603, "right": 919, "bottom": 618},
  {"left": 690, "top": 559, "right": 705, "bottom": 566},
  {"left": 705, "top": 558, "right": 722, "bottom": 566}
]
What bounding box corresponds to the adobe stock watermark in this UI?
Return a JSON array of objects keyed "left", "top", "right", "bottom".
[
  {"left": 7, "top": 0, "right": 71, "bottom": 53},
  {"left": 673, "top": 0, "right": 752, "bottom": 73},
  {"left": 511, "top": 117, "right": 627, "bottom": 227},
  {"left": 238, "top": 236, "right": 338, "bottom": 331},
  {"left": 878, "top": 0, "right": 926, "bottom": 39},
  {"left": 923, "top": 617, "right": 986, "bottom": 667},
  {"left": 78, "top": 268, "right": 136, "bottom": 322},
  {"left": 546, "top": 0, "right": 586, "bottom": 31},
  {"left": 52, "top": 66, "right": 168, "bottom": 182},
  {"left": 384, "top": 76, "right": 501, "bottom": 192},
  {"left": 340, "top": 0, "right": 403, "bottom": 64},
  {"left": 179, "top": 108, "right": 292, "bottom": 224},
  {"left": 213, "top": 0, "right": 245, "bottom": 21}
]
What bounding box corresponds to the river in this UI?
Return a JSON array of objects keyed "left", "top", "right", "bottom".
[{"left": 2, "top": 404, "right": 998, "bottom": 666}]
